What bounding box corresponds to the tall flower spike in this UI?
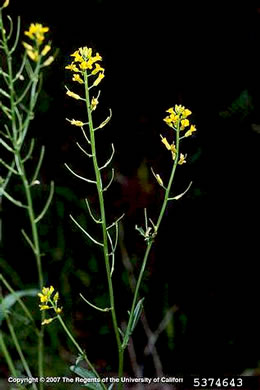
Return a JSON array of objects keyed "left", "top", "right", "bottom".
[
  {"left": 23, "top": 23, "right": 53, "bottom": 64},
  {"left": 66, "top": 46, "right": 105, "bottom": 88}
]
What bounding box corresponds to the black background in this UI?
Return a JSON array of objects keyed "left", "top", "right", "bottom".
[{"left": 2, "top": 0, "right": 260, "bottom": 378}]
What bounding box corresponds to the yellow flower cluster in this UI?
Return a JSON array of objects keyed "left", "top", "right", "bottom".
[
  {"left": 161, "top": 105, "right": 196, "bottom": 166},
  {"left": 38, "top": 286, "right": 62, "bottom": 325},
  {"left": 65, "top": 46, "right": 105, "bottom": 87},
  {"left": 23, "top": 23, "right": 53, "bottom": 65},
  {"left": 163, "top": 105, "right": 196, "bottom": 137}
]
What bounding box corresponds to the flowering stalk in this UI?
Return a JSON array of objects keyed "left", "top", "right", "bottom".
[
  {"left": 0, "top": 7, "right": 54, "bottom": 387},
  {"left": 119, "top": 106, "right": 196, "bottom": 384},
  {"left": 65, "top": 47, "right": 123, "bottom": 380},
  {"left": 38, "top": 286, "right": 107, "bottom": 390},
  {"left": 65, "top": 45, "right": 196, "bottom": 386}
]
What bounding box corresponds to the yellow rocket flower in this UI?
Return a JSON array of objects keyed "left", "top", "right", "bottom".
[
  {"left": 38, "top": 286, "right": 62, "bottom": 325},
  {"left": 72, "top": 74, "right": 84, "bottom": 84},
  {"left": 184, "top": 124, "right": 197, "bottom": 137},
  {"left": 24, "top": 23, "right": 49, "bottom": 45},
  {"left": 66, "top": 89, "right": 81, "bottom": 100},
  {"left": 67, "top": 119, "right": 84, "bottom": 127},
  {"left": 41, "top": 318, "right": 55, "bottom": 326},
  {"left": 93, "top": 72, "right": 105, "bottom": 87}
]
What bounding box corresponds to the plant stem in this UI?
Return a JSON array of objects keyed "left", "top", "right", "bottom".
[
  {"left": 1, "top": 11, "right": 45, "bottom": 386},
  {"left": 16, "top": 156, "right": 44, "bottom": 387},
  {"left": 6, "top": 315, "right": 38, "bottom": 390},
  {"left": 120, "top": 124, "right": 181, "bottom": 379},
  {"left": 0, "top": 331, "right": 17, "bottom": 379},
  {"left": 83, "top": 73, "right": 122, "bottom": 377},
  {"left": 57, "top": 315, "right": 107, "bottom": 390}
]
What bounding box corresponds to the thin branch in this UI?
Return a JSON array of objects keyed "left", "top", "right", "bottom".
[
  {"left": 0, "top": 158, "right": 19, "bottom": 175},
  {"left": 22, "top": 138, "right": 35, "bottom": 163},
  {"left": 70, "top": 214, "right": 104, "bottom": 247},
  {"left": 0, "top": 137, "right": 14, "bottom": 153},
  {"left": 30, "top": 146, "right": 45, "bottom": 185},
  {"left": 65, "top": 163, "right": 97, "bottom": 184},
  {"left": 107, "top": 231, "right": 115, "bottom": 276},
  {"left": 1, "top": 188, "right": 27, "bottom": 208},
  {"left": 103, "top": 168, "right": 114, "bottom": 191},
  {"left": 76, "top": 142, "right": 93, "bottom": 158},
  {"left": 80, "top": 127, "right": 90, "bottom": 144},
  {"left": 85, "top": 197, "right": 102, "bottom": 224},
  {"left": 168, "top": 181, "right": 192, "bottom": 201},
  {"left": 79, "top": 293, "right": 111, "bottom": 312},
  {"left": 21, "top": 229, "right": 36, "bottom": 253},
  {"left": 9, "top": 16, "right": 21, "bottom": 54},
  {"left": 94, "top": 108, "right": 112, "bottom": 131},
  {"left": 34, "top": 181, "right": 55, "bottom": 224},
  {"left": 14, "top": 52, "right": 27, "bottom": 82},
  {"left": 6, "top": 15, "right": 14, "bottom": 41},
  {"left": 99, "top": 143, "right": 115, "bottom": 170}
]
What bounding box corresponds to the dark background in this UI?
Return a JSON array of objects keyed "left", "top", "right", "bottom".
[{"left": 1, "top": 0, "right": 260, "bottom": 381}]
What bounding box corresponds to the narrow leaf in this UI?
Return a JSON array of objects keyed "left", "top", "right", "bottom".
[
  {"left": 130, "top": 297, "right": 145, "bottom": 333},
  {"left": 0, "top": 289, "right": 38, "bottom": 326},
  {"left": 70, "top": 366, "right": 103, "bottom": 390}
]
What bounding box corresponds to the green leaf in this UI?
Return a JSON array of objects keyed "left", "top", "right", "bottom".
[
  {"left": 0, "top": 289, "right": 38, "bottom": 326},
  {"left": 70, "top": 365, "right": 103, "bottom": 390},
  {"left": 130, "top": 297, "right": 144, "bottom": 334}
]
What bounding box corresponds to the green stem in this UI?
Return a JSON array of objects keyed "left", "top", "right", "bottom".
[
  {"left": 16, "top": 155, "right": 44, "bottom": 386},
  {"left": 57, "top": 315, "right": 107, "bottom": 390},
  {"left": 6, "top": 315, "right": 38, "bottom": 390},
  {"left": 1, "top": 12, "right": 44, "bottom": 387},
  {"left": 0, "top": 331, "right": 18, "bottom": 379},
  {"left": 83, "top": 72, "right": 122, "bottom": 376},
  {"left": 120, "top": 124, "right": 181, "bottom": 378}
]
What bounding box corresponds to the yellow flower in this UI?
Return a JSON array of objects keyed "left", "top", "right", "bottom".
[
  {"left": 91, "top": 97, "right": 99, "bottom": 111},
  {"left": 155, "top": 174, "right": 164, "bottom": 187},
  {"left": 68, "top": 119, "right": 84, "bottom": 127},
  {"left": 24, "top": 23, "right": 49, "bottom": 45},
  {"left": 41, "top": 44, "right": 51, "bottom": 56},
  {"left": 37, "top": 286, "right": 54, "bottom": 302},
  {"left": 163, "top": 116, "right": 174, "bottom": 127},
  {"left": 42, "top": 56, "right": 54, "bottom": 67},
  {"left": 184, "top": 124, "right": 196, "bottom": 137},
  {"left": 38, "top": 294, "right": 48, "bottom": 303},
  {"left": 91, "top": 63, "right": 105, "bottom": 75},
  {"left": 79, "top": 47, "right": 92, "bottom": 59},
  {"left": 22, "top": 42, "right": 34, "bottom": 51},
  {"left": 79, "top": 60, "right": 93, "bottom": 70},
  {"left": 180, "top": 119, "right": 189, "bottom": 130},
  {"left": 3, "top": 0, "right": 9, "bottom": 8},
  {"left": 175, "top": 104, "right": 185, "bottom": 114},
  {"left": 66, "top": 63, "right": 80, "bottom": 72},
  {"left": 182, "top": 108, "right": 192, "bottom": 118},
  {"left": 39, "top": 305, "right": 51, "bottom": 311},
  {"left": 26, "top": 49, "right": 39, "bottom": 62},
  {"left": 160, "top": 135, "right": 172, "bottom": 150},
  {"left": 41, "top": 318, "right": 55, "bottom": 326},
  {"left": 92, "top": 53, "right": 102, "bottom": 62},
  {"left": 93, "top": 72, "right": 105, "bottom": 87},
  {"left": 66, "top": 89, "right": 81, "bottom": 100},
  {"left": 55, "top": 307, "right": 62, "bottom": 314},
  {"left": 72, "top": 74, "right": 84, "bottom": 84},
  {"left": 53, "top": 292, "right": 59, "bottom": 303},
  {"left": 178, "top": 153, "right": 187, "bottom": 165},
  {"left": 166, "top": 107, "right": 175, "bottom": 115},
  {"left": 70, "top": 50, "right": 83, "bottom": 62}
]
